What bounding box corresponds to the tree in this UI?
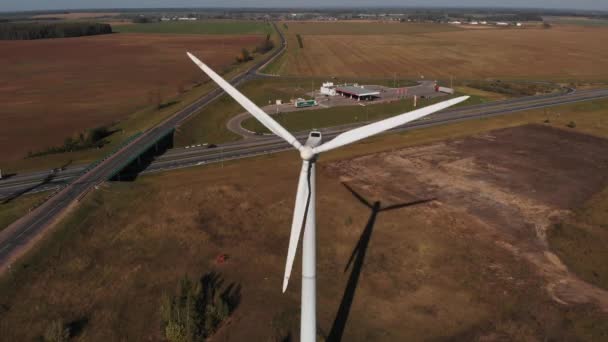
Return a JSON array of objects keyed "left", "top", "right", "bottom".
[
  {"left": 235, "top": 48, "right": 253, "bottom": 64},
  {"left": 160, "top": 273, "right": 241, "bottom": 341},
  {"left": 254, "top": 34, "right": 275, "bottom": 54}
]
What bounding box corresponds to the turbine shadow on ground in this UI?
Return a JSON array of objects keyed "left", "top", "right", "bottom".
[{"left": 327, "top": 182, "right": 435, "bottom": 341}]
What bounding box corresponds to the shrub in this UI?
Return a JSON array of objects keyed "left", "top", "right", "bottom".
[
  {"left": 254, "top": 34, "right": 275, "bottom": 54},
  {"left": 26, "top": 125, "right": 114, "bottom": 158},
  {"left": 567, "top": 121, "right": 576, "bottom": 128},
  {"left": 235, "top": 48, "right": 253, "bottom": 63},
  {"left": 161, "top": 273, "right": 241, "bottom": 341}
]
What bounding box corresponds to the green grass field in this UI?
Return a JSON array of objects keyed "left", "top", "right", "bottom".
[
  {"left": 241, "top": 93, "right": 487, "bottom": 134},
  {"left": 175, "top": 77, "right": 338, "bottom": 146},
  {"left": 114, "top": 20, "right": 273, "bottom": 35},
  {"left": 176, "top": 77, "right": 434, "bottom": 147}
]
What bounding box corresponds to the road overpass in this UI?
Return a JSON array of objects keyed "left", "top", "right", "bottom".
[
  {"left": 0, "top": 22, "right": 288, "bottom": 273},
  {"left": 3, "top": 86, "right": 608, "bottom": 200}
]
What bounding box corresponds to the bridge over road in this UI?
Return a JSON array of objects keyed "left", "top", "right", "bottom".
[{"left": 0, "top": 22, "right": 288, "bottom": 274}]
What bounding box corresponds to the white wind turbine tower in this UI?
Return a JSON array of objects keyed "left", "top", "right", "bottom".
[{"left": 187, "top": 52, "right": 468, "bottom": 341}]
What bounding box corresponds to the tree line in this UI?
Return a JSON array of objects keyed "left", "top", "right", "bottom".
[
  {"left": 235, "top": 34, "right": 275, "bottom": 64},
  {"left": 27, "top": 125, "right": 114, "bottom": 158},
  {"left": 0, "top": 22, "right": 112, "bottom": 40}
]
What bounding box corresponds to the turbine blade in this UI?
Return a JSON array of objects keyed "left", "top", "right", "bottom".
[
  {"left": 186, "top": 52, "right": 302, "bottom": 150},
  {"left": 283, "top": 161, "right": 312, "bottom": 292},
  {"left": 313, "top": 96, "right": 469, "bottom": 154}
]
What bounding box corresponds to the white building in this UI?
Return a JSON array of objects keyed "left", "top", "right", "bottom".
[
  {"left": 320, "top": 82, "right": 337, "bottom": 96},
  {"left": 516, "top": 22, "right": 523, "bottom": 27},
  {"left": 448, "top": 21, "right": 462, "bottom": 25},
  {"left": 496, "top": 22, "right": 509, "bottom": 26}
]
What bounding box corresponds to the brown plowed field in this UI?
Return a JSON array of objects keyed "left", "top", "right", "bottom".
[
  {"left": 0, "top": 33, "right": 262, "bottom": 163},
  {"left": 275, "top": 23, "right": 608, "bottom": 80}
]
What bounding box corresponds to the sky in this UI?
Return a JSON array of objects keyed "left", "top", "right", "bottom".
[{"left": 1, "top": 0, "right": 607, "bottom": 12}]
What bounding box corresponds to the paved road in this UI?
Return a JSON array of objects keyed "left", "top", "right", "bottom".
[
  {"left": 0, "top": 22, "right": 288, "bottom": 272},
  {"left": 225, "top": 80, "right": 440, "bottom": 139},
  {"left": 3, "top": 86, "right": 608, "bottom": 200}
]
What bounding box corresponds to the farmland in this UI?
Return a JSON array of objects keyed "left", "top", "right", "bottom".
[
  {"left": 114, "top": 20, "right": 273, "bottom": 35},
  {"left": 267, "top": 22, "right": 608, "bottom": 81},
  {"left": 0, "top": 32, "right": 264, "bottom": 165},
  {"left": 30, "top": 12, "right": 120, "bottom": 20},
  {"left": 1, "top": 99, "right": 608, "bottom": 340}
]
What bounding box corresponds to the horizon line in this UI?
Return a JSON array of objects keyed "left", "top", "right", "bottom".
[{"left": 2, "top": 5, "right": 608, "bottom": 15}]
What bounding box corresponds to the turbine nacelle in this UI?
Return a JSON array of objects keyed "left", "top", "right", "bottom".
[{"left": 301, "top": 130, "right": 323, "bottom": 160}]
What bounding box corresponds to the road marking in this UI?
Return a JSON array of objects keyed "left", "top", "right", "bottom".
[{"left": 0, "top": 244, "right": 11, "bottom": 253}]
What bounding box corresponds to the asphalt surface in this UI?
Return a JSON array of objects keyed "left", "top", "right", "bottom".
[
  {"left": 0, "top": 22, "right": 288, "bottom": 271},
  {"left": 3, "top": 86, "right": 608, "bottom": 200}
]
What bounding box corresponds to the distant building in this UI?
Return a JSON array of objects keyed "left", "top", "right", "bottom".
[
  {"left": 470, "top": 21, "right": 479, "bottom": 25},
  {"left": 448, "top": 21, "right": 462, "bottom": 25},
  {"left": 178, "top": 17, "right": 197, "bottom": 21},
  {"left": 480, "top": 21, "right": 488, "bottom": 25},
  {"left": 320, "top": 82, "right": 337, "bottom": 96},
  {"left": 335, "top": 85, "right": 381, "bottom": 101},
  {"left": 516, "top": 22, "right": 523, "bottom": 27},
  {"left": 496, "top": 22, "right": 509, "bottom": 26}
]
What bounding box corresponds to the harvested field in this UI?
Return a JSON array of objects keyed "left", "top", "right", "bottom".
[
  {"left": 283, "top": 21, "right": 463, "bottom": 35},
  {"left": 114, "top": 20, "right": 273, "bottom": 35},
  {"left": 0, "top": 33, "right": 263, "bottom": 163},
  {"left": 271, "top": 23, "right": 608, "bottom": 80},
  {"left": 1, "top": 125, "right": 607, "bottom": 341},
  {"left": 31, "top": 12, "right": 120, "bottom": 19}
]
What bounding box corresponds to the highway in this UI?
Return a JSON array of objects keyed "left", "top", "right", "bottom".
[
  {"left": 2, "top": 86, "right": 608, "bottom": 199},
  {"left": 0, "top": 22, "right": 288, "bottom": 272},
  {"left": 1, "top": 14, "right": 608, "bottom": 271}
]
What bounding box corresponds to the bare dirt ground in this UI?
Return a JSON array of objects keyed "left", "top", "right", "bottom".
[
  {"left": 327, "top": 124, "right": 608, "bottom": 312},
  {"left": 0, "top": 33, "right": 262, "bottom": 163}
]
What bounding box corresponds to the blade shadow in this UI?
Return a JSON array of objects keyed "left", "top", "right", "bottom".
[{"left": 327, "top": 183, "right": 435, "bottom": 341}]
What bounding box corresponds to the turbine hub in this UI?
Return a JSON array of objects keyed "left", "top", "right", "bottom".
[{"left": 300, "top": 146, "right": 314, "bottom": 161}]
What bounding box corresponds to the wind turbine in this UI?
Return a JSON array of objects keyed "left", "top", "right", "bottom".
[{"left": 187, "top": 52, "right": 468, "bottom": 341}]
